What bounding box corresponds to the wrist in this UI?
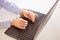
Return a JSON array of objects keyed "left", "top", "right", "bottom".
[
  {"left": 10, "top": 18, "right": 16, "bottom": 26},
  {"left": 10, "top": 19, "right": 13, "bottom": 26}
]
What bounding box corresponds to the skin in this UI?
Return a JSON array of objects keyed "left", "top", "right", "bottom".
[
  {"left": 20, "top": 9, "right": 38, "bottom": 22},
  {"left": 11, "top": 18, "right": 28, "bottom": 29},
  {"left": 11, "top": 9, "right": 38, "bottom": 29}
]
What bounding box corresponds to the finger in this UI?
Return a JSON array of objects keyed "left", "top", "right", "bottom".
[
  {"left": 19, "top": 22, "right": 28, "bottom": 27},
  {"left": 13, "top": 20, "right": 27, "bottom": 29},
  {"left": 12, "top": 18, "right": 28, "bottom": 27},
  {"left": 19, "top": 18, "right": 28, "bottom": 26},
  {"left": 17, "top": 18, "right": 28, "bottom": 23},
  {"left": 22, "top": 9, "right": 28, "bottom": 18},
  {"left": 14, "top": 24, "right": 26, "bottom": 29},
  {"left": 29, "top": 12, "right": 36, "bottom": 22},
  {"left": 17, "top": 18, "right": 28, "bottom": 24},
  {"left": 20, "top": 9, "right": 26, "bottom": 17},
  {"left": 26, "top": 11, "right": 32, "bottom": 19},
  {"left": 18, "top": 26, "right": 26, "bottom": 29}
]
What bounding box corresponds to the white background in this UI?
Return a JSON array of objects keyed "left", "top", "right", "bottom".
[{"left": 14, "top": 0, "right": 57, "bottom": 14}]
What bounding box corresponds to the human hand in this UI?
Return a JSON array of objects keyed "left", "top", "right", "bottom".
[
  {"left": 11, "top": 18, "right": 28, "bottom": 29},
  {"left": 20, "top": 9, "right": 38, "bottom": 22}
]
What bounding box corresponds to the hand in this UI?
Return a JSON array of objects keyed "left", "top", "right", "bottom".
[
  {"left": 20, "top": 9, "right": 38, "bottom": 22},
  {"left": 11, "top": 18, "right": 28, "bottom": 29}
]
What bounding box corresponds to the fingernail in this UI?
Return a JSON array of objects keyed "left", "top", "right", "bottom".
[
  {"left": 24, "top": 24, "right": 27, "bottom": 26},
  {"left": 25, "top": 22, "right": 28, "bottom": 24},
  {"left": 23, "top": 27, "right": 26, "bottom": 29},
  {"left": 24, "top": 20, "right": 27, "bottom": 22},
  {"left": 20, "top": 18, "right": 23, "bottom": 20}
]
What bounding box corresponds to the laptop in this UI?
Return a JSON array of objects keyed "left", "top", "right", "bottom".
[{"left": 0, "top": 0, "right": 58, "bottom": 40}]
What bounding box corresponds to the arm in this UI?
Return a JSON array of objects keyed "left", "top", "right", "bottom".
[
  {"left": 0, "top": 0, "right": 21, "bottom": 15},
  {"left": 0, "top": 0, "right": 28, "bottom": 29},
  {"left": 0, "top": 19, "right": 11, "bottom": 28}
]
